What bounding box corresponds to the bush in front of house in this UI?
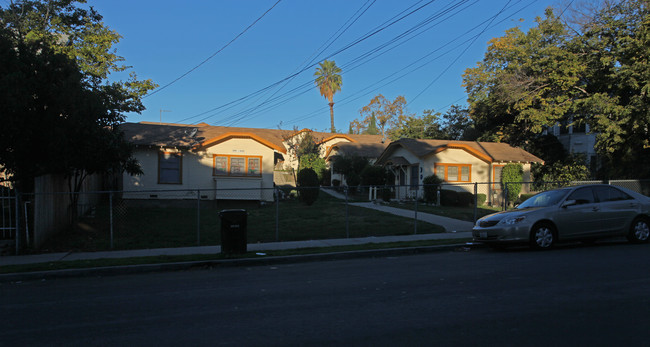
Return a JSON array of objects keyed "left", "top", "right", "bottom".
[
  {"left": 297, "top": 168, "right": 320, "bottom": 206},
  {"left": 422, "top": 175, "right": 443, "bottom": 204},
  {"left": 360, "top": 165, "right": 388, "bottom": 186},
  {"left": 477, "top": 193, "right": 487, "bottom": 206},
  {"left": 501, "top": 163, "right": 523, "bottom": 203},
  {"left": 440, "top": 190, "right": 458, "bottom": 206},
  {"left": 440, "top": 189, "right": 475, "bottom": 207}
]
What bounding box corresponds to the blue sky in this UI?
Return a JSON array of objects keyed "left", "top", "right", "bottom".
[{"left": 87, "top": 0, "right": 563, "bottom": 132}]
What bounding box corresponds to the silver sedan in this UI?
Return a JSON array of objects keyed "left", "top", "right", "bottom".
[{"left": 473, "top": 184, "right": 650, "bottom": 249}]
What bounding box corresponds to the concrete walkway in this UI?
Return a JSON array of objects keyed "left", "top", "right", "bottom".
[{"left": 321, "top": 187, "right": 475, "bottom": 233}]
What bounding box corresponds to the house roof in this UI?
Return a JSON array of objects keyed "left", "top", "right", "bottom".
[
  {"left": 376, "top": 138, "right": 544, "bottom": 165},
  {"left": 119, "top": 122, "right": 386, "bottom": 155},
  {"left": 324, "top": 141, "right": 389, "bottom": 160}
]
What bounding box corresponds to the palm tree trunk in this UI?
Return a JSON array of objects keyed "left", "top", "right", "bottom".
[{"left": 329, "top": 102, "right": 335, "bottom": 133}]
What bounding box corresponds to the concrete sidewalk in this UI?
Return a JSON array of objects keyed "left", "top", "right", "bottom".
[{"left": 0, "top": 232, "right": 472, "bottom": 266}]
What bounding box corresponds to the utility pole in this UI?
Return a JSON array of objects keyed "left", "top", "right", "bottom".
[{"left": 159, "top": 109, "right": 171, "bottom": 124}]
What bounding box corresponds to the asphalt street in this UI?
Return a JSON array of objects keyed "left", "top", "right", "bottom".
[{"left": 2, "top": 241, "right": 650, "bottom": 346}]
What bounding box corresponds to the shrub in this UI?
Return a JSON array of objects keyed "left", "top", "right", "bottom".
[
  {"left": 476, "top": 193, "right": 487, "bottom": 206},
  {"left": 299, "top": 153, "right": 327, "bottom": 182},
  {"left": 360, "top": 165, "right": 388, "bottom": 186},
  {"left": 422, "top": 175, "right": 443, "bottom": 204},
  {"left": 296, "top": 168, "right": 320, "bottom": 206},
  {"left": 440, "top": 190, "right": 458, "bottom": 206},
  {"left": 501, "top": 163, "right": 523, "bottom": 203},
  {"left": 457, "top": 192, "right": 474, "bottom": 206}
]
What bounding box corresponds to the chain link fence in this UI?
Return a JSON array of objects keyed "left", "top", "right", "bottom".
[{"left": 12, "top": 179, "right": 650, "bottom": 255}]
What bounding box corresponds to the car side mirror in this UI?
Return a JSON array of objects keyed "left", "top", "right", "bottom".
[{"left": 562, "top": 200, "right": 577, "bottom": 208}]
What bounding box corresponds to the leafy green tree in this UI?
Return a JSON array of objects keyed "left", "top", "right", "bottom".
[
  {"left": 531, "top": 154, "right": 590, "bottom": 190},
  {"left": 463, "top": 8, "right": 585, "bottom": 148},
  {"left": 0, "top": 0, "right": 155, "bottom": 191},
  {"left": 440, "top": 105, "right": 478, "bottom": 141},
  {"left": 332, "top": 155, "right": 368, "bottom": 191},
  {"left": 355, "top": 94, "right": 411, "bottom": 141},
  {"left": 391, "top": 109, "right": 447, "bottom": 140},
  {"left": 463, "top": 1, "right": 649, "bottom": 178},
  {"left": 501, "top": 163, "right": 523, "bottom": 203},
  {"left": 314, "top": 60, "right": 342, "bottom": 133},
  {"left": 359, "top": 165, "right": 388, "bottom": 186},
  {"left": 299, "top": 153, "right": 327, "bottom": 182}
]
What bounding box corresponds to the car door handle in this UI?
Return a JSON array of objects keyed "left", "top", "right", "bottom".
[{"left": 592, "top": 207, "right": 600, "bottom": 212}]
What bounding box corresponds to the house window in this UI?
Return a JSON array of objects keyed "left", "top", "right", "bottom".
[
  {"left": 410, "top": 164, "right": 419, "bottom": 189},
  {"left": 434, "top": 164, "right": 471, "bottom": 182},
  {"left": 159, "top": 152, "right": 182, "bottom": 184},
  {"left": 213, "top": 155, "right": 262, "bottom": 177}
]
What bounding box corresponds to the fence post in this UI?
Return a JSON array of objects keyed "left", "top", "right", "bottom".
[
  {"left": 345, "top": 186, "right": 349, "bottom": 238},
  {"left": 197, "top": 189, "right": 201, "bottom": 246},
  {"left": 414, "top": 185, "right": 419, "bottom": 235},
  {"left": 14, "top": 189, "right": 20, "bottom": 255},
  {"left": 474, "top": 182, "right": 478, "bottom": 222},
  {"left": 109, "top": 191, "right": 114, "bottom": 250},
  {"left": 275, "top": 186, "right": 279, "bottom": 242},
  {"left": 503, "top": 183, "right": 509, "bottom": 211}
]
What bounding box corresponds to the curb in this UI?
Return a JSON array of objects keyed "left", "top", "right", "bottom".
[{"left": 0, "top": 242, "right": 479, "bottom": 283}]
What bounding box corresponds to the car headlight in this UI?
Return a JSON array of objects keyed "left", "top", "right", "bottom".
[{"left": 500, "top": 216, "right": 527, "bottom": 225}]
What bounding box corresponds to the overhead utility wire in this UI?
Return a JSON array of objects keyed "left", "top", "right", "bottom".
[
  {"left": 409, "top": 0, "right": 513, "bottom": 104},
  {"left": 222, "top": 0, "right": 478, "bottom": 127},
  {"left": 213, "top": 0, "right": 469, "bottom": 127},
  {"left": 223, "top": 0, "right": 377, "bottom": 127},
  {"left": 285, "top": 0, "right": 534, "bottom": 125},
  {"left": 176, "top": 0, "right": 438, "bottom": 124},
  {"left": 144, "top": 0, "right": 282, "bottom": 99}
]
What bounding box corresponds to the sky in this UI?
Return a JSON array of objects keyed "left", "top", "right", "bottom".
[{"left": 86, "top": 0, "right": 565, "bottom": 132}]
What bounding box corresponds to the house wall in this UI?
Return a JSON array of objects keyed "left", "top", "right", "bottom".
[
  {"left": 123, "top": 138, "right": 277, "bottom": 201},
  {"left": 386, "top": 147, "right": 535, "bottom": 202}
]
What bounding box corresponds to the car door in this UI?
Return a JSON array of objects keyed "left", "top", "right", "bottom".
[
  {"left": 553, "top": 187, "right": 603, "bottom": 239},
  {"left": 593, "top": 186, "right": 639, "bottom": 234}
]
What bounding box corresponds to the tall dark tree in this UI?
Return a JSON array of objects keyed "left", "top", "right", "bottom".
[{"left": 0, "top": 0, "right": 155, "bottom": 190}]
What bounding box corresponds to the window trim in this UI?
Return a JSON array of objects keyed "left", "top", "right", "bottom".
[
  {"left": 158, "top": 151, "right": 183, "bottom": 185},
  {"left": 213, "top": 154, "right": 263, "bottom": 177},
  {"left": 434, "top": 163, "right": 472, "bottom": 183}
]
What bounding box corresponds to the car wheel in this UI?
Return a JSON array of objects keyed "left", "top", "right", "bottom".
[
  {"left": 530, "top": 223, "right": 555, "bottom": 250},
  {"left": 627, "top": 217, "right": 650, "bottom": 244}
]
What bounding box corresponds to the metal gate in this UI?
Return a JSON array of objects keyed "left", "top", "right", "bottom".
[{"left": 1, "top": 185, "right": 18, "bottom": 254}]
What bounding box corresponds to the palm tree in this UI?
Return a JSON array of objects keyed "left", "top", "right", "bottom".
[{"left": 314, "top": 60, "right": 342, "bottom": 133}]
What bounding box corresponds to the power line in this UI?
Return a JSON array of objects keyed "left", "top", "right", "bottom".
[{"left": 144, "top": 0, "right": 282, "bottom": 98}]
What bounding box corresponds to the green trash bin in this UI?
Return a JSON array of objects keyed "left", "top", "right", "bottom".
[{"left": 219, "top": 209, "right": 247, "bottom": 254}]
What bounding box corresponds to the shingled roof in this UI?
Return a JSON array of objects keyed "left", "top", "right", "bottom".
[
  {"left": 119, "top": 122, "right": 386, "bottom": 155},
  {"left": 376, "top": 138, "right": 544, "bottom": 164}
]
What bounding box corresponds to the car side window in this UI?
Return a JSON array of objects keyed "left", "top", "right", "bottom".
[
  {"left": 567, "top": 187, "right": 595, "bottom": 205},
  {"left": 594, "top": 186, "right": 632, "bottom": 202}
]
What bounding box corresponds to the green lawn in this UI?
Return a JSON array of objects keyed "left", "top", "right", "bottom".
[{"left": 38, "top": 193, "right": 445, "bottom": 253}]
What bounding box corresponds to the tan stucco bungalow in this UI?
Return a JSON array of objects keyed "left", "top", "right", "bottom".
[
  {"left": 375, "top": 138, "right": 544, "bottom": 203},
  {"left": 119, "top": 122, "right": 386, "bottom": 201}
]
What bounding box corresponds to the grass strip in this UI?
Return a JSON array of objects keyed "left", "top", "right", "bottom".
[{"left": 1, "top": 238, "right": 471, "bottom": 275}]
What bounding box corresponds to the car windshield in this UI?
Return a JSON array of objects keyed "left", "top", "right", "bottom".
[{"left": 517, "top": 189, "right": 570, "bottom": 209}]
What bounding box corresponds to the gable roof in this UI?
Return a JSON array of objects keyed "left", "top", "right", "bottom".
[
  {"left": 119, "top": 122, "right": 386, "bottom": 155},
  {"left": 376, "top": 138, "right": 544, "bottom": 165}
]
